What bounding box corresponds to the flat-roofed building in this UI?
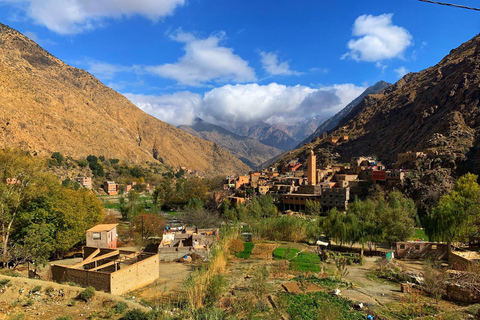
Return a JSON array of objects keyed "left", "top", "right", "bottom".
[{"left": 86, "top": 224, "right": 118, "bottom": 249}]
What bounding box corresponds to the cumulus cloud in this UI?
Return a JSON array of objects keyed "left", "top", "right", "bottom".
[
  {"left": 124, "top": 91, "right": 202, "bottom": 126},
  {"left": 1, "top": 0, "right": 185, "bottom": 34},
  {"left": 259, "top": 51, "right": 301, "bottom": 76},
  {"left": 394, "top": 66, "right": 409, "bottom": 78},
  {"left": 343, "top": 13, "right": 412, "bottom": 62},
  {"left": 124, "top": 83, "right": 365, "bottom": 127},
  {"left": 146, "top": 30, "right": 256, "bottom": 86}
]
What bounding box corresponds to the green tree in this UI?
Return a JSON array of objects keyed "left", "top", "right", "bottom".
[
  {"left": 51, "top": 152, "right": 64, "bottom": 165},
  {"left": 379, "top": 191, "right": 416, "bottom": 243},
  {"left": 119, "top": 190, "right": 144, "bottom": 222},
  {"left": 0, "top": 149, "right": 44, "bottom": 266},
  {"left": 425, "top": 174, "right": 480, "bottom": 263},
  {"left": 348, "top": 198, "right": 377, "bottom": 256},
  {"left": 89, "top": 161, "right": 104, "bottom": 177},
  {"left": 305, "top": 199, "right": 322, "bottom": 215}
]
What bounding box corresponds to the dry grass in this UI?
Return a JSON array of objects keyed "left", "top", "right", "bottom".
[{"left": 184, "top": 226, "right": 240, "bottom": 310}]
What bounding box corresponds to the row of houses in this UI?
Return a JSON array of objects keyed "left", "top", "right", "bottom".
[{"left": 225, "top": 151, "right": 414, "bottom": 213}]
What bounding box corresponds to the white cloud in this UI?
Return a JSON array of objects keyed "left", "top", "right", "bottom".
[
  {"left": 394, "top": 66, "right": 409, "bottom": 78},
  {"left": 259, "top": 51, "right": 301, "bottom": 76},
  {"left": 81, "top": 59, "right": 138, "bottom": 80},
  {"left": 146, "top": 30, "right": 256, "bottom": 86},
  {"left": 124, "top": 83, "right": 365, "bottom": 127},
  {"left": 1, "top": 0, "right": 185, "bottom": 34},
  {"left": 343, "top": 13, "right": 412, "bottom": 62},
  {"left": 124, "top": 91, "right": 202, "bottom": 126}
]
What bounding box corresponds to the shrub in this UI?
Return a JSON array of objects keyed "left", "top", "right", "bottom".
[
  {"left": 78, "top": 286, "right": 95, "bottom": 302},
  {"left": 56, "top": 317, "right": 73, "bottom": 320},
  {"left": 204, "top": 274, "right": 227, "bottom": 306},
  {"left": 76, "top": 159, "right": 89, "bottom": 167},
  {"left": 23, "top": 299, "right": 34, "bottom": 306},
  {"left": 115, "top": 301, "right": 128, "bottom": 314},
  {"left": 0, "top": 279, "right": 10, "bottom": 287},
  {"left": 30, "top": 285, "right": 42, "bottom": 293},
  {"left": 121, "top": 309, "right": 156, "bottom": 320},
  {"left": 51, "top": 152, "right": 64, "bottom": 164}
]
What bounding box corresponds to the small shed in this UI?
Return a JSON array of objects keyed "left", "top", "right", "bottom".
[{"left": 86, "top": 224, "right": 118, "bottom": 249}]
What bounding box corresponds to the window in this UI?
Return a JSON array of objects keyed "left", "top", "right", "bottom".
[
  {"left": 93, "top": 232, "right": 101, "bottom": 240},
  {"left": 399, "top": 244, "right": 405, "bottom": 250}
]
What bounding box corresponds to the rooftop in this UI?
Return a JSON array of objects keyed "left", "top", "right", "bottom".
[{"left": 87, "top": 224, "right": 118, "bottom": 232}]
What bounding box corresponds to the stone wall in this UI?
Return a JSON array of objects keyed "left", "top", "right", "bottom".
[
  {"left": 109, "top": 254, "right": 159, "bottom": 295},
  {"left": 51, "top": 265, "right": 111, "bottom": 292}
]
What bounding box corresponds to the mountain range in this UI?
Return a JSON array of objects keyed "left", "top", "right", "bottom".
[
  {"left": 0, "top": 23, "right": 250, "bottom": 176},
  {"left": 299, "top": 81, "right": 391, "bottom": 146},
  {"left": 272, "top": 32, "right": 480, "bottom": 175},
  {"left": 178, "top": 118, "right": 283, "bottom": 169}
]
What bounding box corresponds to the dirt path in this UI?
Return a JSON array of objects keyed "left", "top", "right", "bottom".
[{"left": 341, "top": 256, "right": 401, "bottom": 307}]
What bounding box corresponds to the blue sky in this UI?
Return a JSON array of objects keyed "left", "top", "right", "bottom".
[{"left": 1, "top": 0, "right": 479, "bottom": 127}]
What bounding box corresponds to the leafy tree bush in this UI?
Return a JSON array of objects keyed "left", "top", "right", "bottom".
[
  {"left": 78, "top": 286, "right": 95, "bottom": 302},
  {"left": 76, "top": 159, "right": 89, "bottom": 167},
  {"left": 130, "top": 166, "right": 145, "bottom": 178},
  {"left": 109, "top": 158, "right": 120, "bottom": 165},
  {"left": 51, "top": 152, "right": 64, "bottom": 164},
  {"left": 89, "top": 161, "right": 104, "bottom": 177},
  {"left": 86, "top": 155, "right": 98, "bottom": 163}
]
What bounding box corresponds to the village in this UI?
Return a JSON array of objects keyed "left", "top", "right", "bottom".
[{"left": 1, "top": 146, "right": 480, "bottom": 319}]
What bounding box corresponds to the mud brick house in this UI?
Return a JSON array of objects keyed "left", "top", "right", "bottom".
[
  {"left": 395, "top": 242, "right": 448, "bottom": 260},
  {"left": 51, "top": 247, "right": 159, "bottom": 295},
  {"left": 103, "top": 181, "right": 118, "bottom": 195},
  {"left": 86, "top": 224, "right": 118, "bottom": 249},
  {"left": 74, "top": 177, "right": 92, "bottom": 189}
]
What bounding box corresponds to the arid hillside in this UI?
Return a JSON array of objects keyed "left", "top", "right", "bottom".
[
  {"left": 0, "top": 23, "right": 250, "bottom": 176},
  {"left": 274, "top": 33, "right": 480, "bottom": 174}
]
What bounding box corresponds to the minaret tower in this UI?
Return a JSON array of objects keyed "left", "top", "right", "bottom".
[{"left": 307, "top": 150, "right": 316, "bottom": 186}]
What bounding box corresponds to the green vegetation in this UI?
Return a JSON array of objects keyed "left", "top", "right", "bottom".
[
  {"left": 282, "top": 291, "right": 364, "bottom": 320},
  {"left": 0, "top": 278, "right": 10, "bottom": 286},
  {"left": 115, "top": 301, "right": 128, "bottom": 314},
  {"left": 322, "top": 191, "right": 417, "bottom": 256},
  {"left": 0, "top": 149, "right": 104, "bottom": 268},
  {"left": 299, "top": 276, "right": 349, "bottom": 289},
  {"left": 236, "top": 242, "right": 254, "bottom": 259},
  {"left": 55, "top": 317, "right": 73, "bottom": 320},
  {"left": 413, "top": 228, "right": 428, "bottom": 241},
  {"left": 78, "top": 286, "right": 95, "bottom": 302},
  {"left": 273, "top": 248, "right": 321, "bottom": 272},
  {"left": 425, "top": 173, "right": 480, "bottom": 262},
  {"left": 273, "top": 248, "right": 300, "bottom": 260},
  {"left": 290, "top": 252, "right": 321, "bottom": 272}
]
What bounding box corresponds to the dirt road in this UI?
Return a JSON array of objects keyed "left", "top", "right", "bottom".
[{"left": 341, "top": 257, "right": 401, "bottom": 307}]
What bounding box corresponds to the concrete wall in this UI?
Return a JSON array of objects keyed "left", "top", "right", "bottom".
[
  {"left": 51, "top": 265, "right": 111, "bottom": 292},
  {"left": 110, "top": 254, "right": 159, "bottom": 295}
]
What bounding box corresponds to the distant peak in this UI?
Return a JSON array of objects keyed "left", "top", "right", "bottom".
[{"left": 194, "top": 117, "right": 204, "bottom": 123}]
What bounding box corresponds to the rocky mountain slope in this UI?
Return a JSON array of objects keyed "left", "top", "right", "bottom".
[
  {"left": 178, "top": 118, "right": 283, "bottom": 169},
  {"left": 0, "top": 23, "right": 250, "bottom": 175},
  {"left": 273, "top": 33, "right": 480, "bottom": 175},
  {"left": 300, "top": 81, "right": 391, "bottom": 146},
  {"left": 225, "top": 117, "right": 324, "bottom": 151}
]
